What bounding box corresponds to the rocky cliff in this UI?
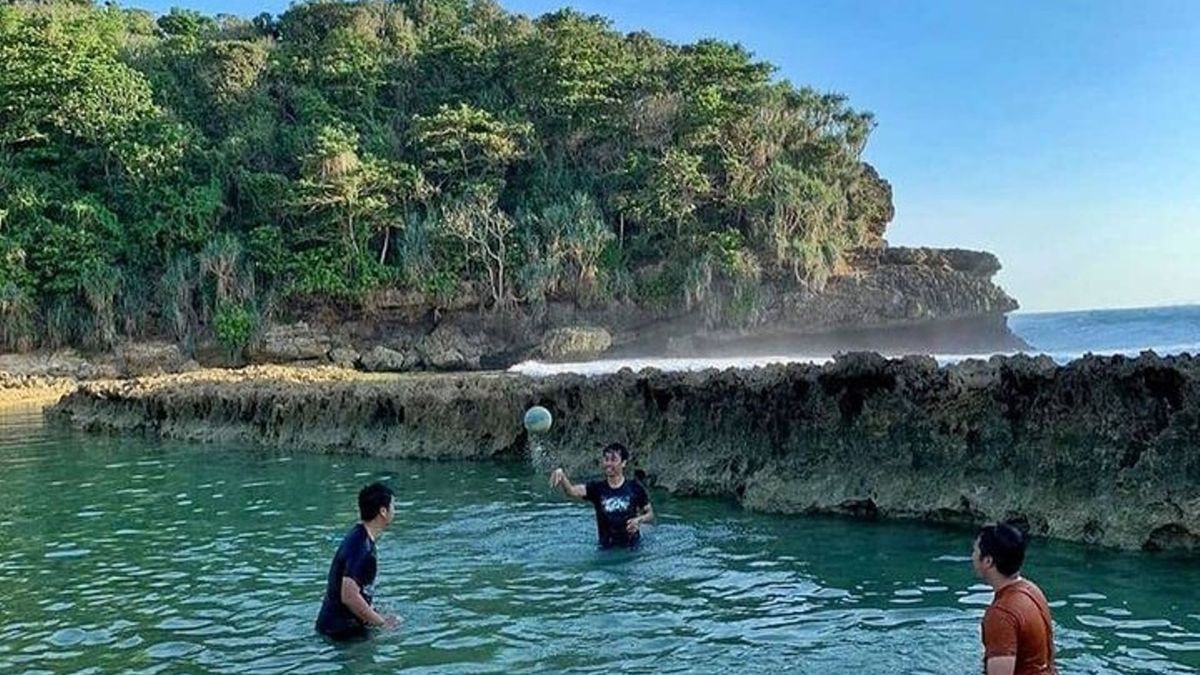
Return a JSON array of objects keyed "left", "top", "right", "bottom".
[
  {"left": 0, "top": 243, "right": 1022, "bottom": 377},
  {"left": 239, "top": 245, "right": 1025, "bottom": 372},
  {"left": 50, "top": 352, "right": 1200, "bottom": 552}
]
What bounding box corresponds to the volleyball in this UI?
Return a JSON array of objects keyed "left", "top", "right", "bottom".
[{"left": 523, "top": 406, "right": 553, "bottom": 433}]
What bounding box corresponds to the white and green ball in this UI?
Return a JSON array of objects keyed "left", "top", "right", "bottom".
[{"left": 523, "top": 406, "right": 553, "bottom": 433}]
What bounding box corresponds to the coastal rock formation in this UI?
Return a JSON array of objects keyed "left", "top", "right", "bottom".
[
  {"left": 328, "top": 347, "right": 361, "bottom": 369},
  {"left": 250, "top": 322, "right": 333, "bottom": 363},
  {"left": 623, "top": 247, "right": 1025, "bottom": 358},
  {"left": 0, "top": 349, "right": 119, "bottom": 379},
  {"left": 0, "top": 372, "right": 77, "bottom": 405},
  {"left": 416, "top": 324, "right": 489, "bottom": 370},
  {"left": 360, "top": 345, "right": 415, "bottom": 372},
  {"left": 115, "top": 341, "right": 192, "bottom": 376},
  {"left": 538, "top": 327, "right": 613, "bottom": 360},
  {"left": 50, "top": 352, "right": 1200, "bottom": 552},
  {"left": 326, "top": 245, "right": 1024, "bottom": 369},
  {"left": 0, "top": 245, "right": 1022, "bottom": 375}
]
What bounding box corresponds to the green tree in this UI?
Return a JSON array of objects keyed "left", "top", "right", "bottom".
[
  {"left": 438, "top": 188, "right": 515, "bottom": 309},
  {"left": 410, "top": 103, "right": 530, "bottom": 193},
  {"left": 292, "top": 124, "right": 424, "bottom": 277},
  {"left": 0, "top": 0, "right": 892, "bottom": 351}
]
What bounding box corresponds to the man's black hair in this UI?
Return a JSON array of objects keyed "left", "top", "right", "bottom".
[
  {"left": 602, "top": 442, "right": 629, "bottom": 462},
  {"left": 976, "top": 522, "right": 1028, "bottom": 576},
  {"left": 358, "top": 482, "right": 394, "bottom": 521}
]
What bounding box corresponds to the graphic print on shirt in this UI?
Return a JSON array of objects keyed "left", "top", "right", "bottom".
[{"left": 602, "top": 495, "right": 631, "bottom": 514}]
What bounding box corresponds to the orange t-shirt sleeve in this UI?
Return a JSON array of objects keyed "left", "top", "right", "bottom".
[{"left": 982, "top": 607, "right": 1019, "bottom": 658}]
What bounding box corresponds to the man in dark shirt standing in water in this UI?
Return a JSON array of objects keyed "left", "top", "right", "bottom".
[
  {"left": 316, "top": 482, "right": 401, "bottom": 639},
  {"left": 550, "top": 443, "right": 654, "bottom": 548}
]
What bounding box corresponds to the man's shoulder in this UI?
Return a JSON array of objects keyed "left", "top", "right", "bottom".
[
  {"left": 1013, "top": 579, "right": 1051, "bottom": 612},
  {"left": 984, "top": 601, "right": 1019, "bottom": 620},
  {"left": 340, "top": 524, "right": 370, "bottom": 549},
  {"left": 1020, "top": 578, "right": 1048, "bottom": 600},
  {"left": 992, "top": 579, "right": 1049, "bottom": 617},
  {"left": 583, "top": 479, "right": 604, "bottom": 499},
  {"left": 1003, "top": 579, "right": 1047, "bottom": 600}
]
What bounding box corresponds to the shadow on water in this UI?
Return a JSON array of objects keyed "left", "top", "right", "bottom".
[{"left": 1, "top": 408, "right": 1197, "bottom": 674}]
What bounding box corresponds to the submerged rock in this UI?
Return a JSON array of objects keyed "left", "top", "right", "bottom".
[{"left": 48, "top": 353, "right": 1200, "bottom": 552}]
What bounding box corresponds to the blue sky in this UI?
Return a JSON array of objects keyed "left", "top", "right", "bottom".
[{"left": 133, "top": 0, "right": 1200, "bottom": 311}]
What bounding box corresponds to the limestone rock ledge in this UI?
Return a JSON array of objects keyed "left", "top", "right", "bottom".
[{"left": 48, "top": 352, "right": 1200, "bottom": 552}]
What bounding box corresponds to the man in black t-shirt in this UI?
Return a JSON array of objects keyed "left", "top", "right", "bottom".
[
  {"left": 550, "top": 442, "right": 654, "bottom": 548},
  {"left": 315, "top": 482, "right": 400, "bottom": 639}
]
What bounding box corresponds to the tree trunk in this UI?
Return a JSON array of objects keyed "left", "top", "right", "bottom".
[
  {"left": 379, "top": 226, "right": 390, "bottom": 264},
  {"left": 346, "top": 211, "right": 357, "bottom": 257}
]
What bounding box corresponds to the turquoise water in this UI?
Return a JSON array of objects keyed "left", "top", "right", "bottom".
[{"left": 1, "top": 406, "right": 1197, "bottom": 674}]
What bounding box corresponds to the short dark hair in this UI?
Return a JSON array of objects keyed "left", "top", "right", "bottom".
[
  {"left": 976, "top": 522, "right": 1028, "bottom": 576},
  {"left": 602, "top": 442, "right": 629, "bottom": 462},
  {"left": 358, "top": 482, "right": 394, "bottom": 521}
]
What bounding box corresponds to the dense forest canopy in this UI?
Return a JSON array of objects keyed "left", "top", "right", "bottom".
[{"left": 0, "top": 0, "right": 892, "bottom": 354}]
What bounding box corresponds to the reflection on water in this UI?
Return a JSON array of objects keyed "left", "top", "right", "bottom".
[{"left": 1, "top": 407, "right": 1197, "bottom": 674}]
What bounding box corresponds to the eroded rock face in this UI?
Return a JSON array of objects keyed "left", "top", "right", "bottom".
[
  {"left": 49, "top": 352, "right": 1200, "bottom": 552},
  {"left": 115, "top": 341, "right": 191, "bottom": 376},
  {"left": 539, "top": 327, "right": 613, "bottom": 360},
  {"left": 873, "top": 247, "right": 1003, "bottom": 278},
  {"left": 417, "top": 324, "right": 486, "bottom": 370},
  {"left": 0, "top": 349, "right": 118, "bottom": 379},
  {"left": 765, "top": 253, "right": 1020, "bottom": 331},
  {"left": 252, "top": 244, "right": 1025, "bottom": 370},
  {"left": 1, "top": 242, "right": 1023, "bottom": 373},
  {"left": 250, "top": 322, "right": 332, "bottom": 363},
  {"left": 0, "top": 372, "right": 76, "bottom": 404},
  {"left": 360, "top": 346, "right": 415, "bottom": 372},
  {"left": 329, "top": 347, "right": 361, "bottom": 369}
]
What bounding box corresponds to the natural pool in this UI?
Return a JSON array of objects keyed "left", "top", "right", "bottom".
[{"left": 1, "top": 406, "right": 1197, "bottom": 674}]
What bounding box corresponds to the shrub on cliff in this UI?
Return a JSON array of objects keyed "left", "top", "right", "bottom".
[{"left": 213, "top": 301, "right": 258, "bottom": 360}]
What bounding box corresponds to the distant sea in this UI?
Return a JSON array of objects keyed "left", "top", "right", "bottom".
[
  {"left": 510, "top": 305, "right": 1200, "bottom": 376},
  {"left": 1008, "top": 304, "right": 1200, "bottom": 362}
]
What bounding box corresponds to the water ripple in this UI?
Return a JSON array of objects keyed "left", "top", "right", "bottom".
[{"left": 1, "top": 418, "right": 1198, "bottom": 674}]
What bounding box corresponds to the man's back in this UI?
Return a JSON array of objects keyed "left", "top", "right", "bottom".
[{"left": 982, "top": 578, "right": 1055, "bottom": 675}]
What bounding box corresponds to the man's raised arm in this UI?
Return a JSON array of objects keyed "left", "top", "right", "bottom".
[{"left": 549, "top": 467, "right": 587, "bottom": 500}]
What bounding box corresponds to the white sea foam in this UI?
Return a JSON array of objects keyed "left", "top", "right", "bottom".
[
  {"left": 508, "top": 344, "right": 1198, "bottom": 377},
  {"left": 508, "top": 306, "right": 1200, "bottom": 376},
  {"left": 508, "top": 354, "right": 831, "bottom": 377}
]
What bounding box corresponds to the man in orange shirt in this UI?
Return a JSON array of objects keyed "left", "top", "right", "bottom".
[{"left": 972, "top": 523, "right": 1056, "bottom": 675}]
